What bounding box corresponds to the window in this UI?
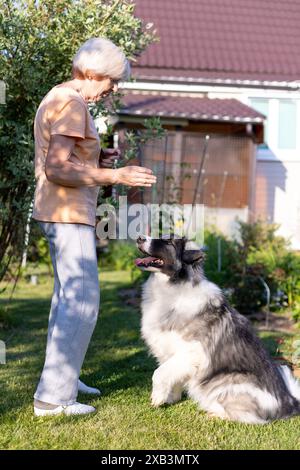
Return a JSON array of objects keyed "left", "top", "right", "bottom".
[
  {"left": 250, "top": 98, "right": 269, "bottom": 147},
  {"left": 278, "top": 100, "right": 297, "bottom": 149}
]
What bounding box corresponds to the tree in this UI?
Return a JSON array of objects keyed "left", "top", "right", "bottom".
[{"left": 0, "top": 0, "right": 156, "bottom": 282}]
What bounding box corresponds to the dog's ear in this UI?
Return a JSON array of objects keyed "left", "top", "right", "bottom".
[{"left": 182, "top": 249, "right": 205, "bottom": 265}]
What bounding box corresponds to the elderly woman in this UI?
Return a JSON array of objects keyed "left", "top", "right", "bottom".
[{"left": 32, "top": 37, "right": 156, "bottom": 416}]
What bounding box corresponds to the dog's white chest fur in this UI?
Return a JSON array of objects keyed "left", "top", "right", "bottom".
[{"left": 141, "top": 272, "right": 221, "bottom": 364}]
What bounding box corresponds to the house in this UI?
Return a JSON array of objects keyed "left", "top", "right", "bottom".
[{"left": 115, "top": 0, "right": 300, "bottom": 247}]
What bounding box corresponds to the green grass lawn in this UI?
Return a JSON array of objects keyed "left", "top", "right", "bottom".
[{"left": 0, "top": 269, "right": 300, "bottom": 450}]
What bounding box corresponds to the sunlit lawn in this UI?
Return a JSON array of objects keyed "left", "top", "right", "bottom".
[{"left": 0, "top": 269, "right": 300, "bottom": 450}]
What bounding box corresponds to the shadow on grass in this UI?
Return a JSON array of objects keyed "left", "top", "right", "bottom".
[
  {"left": 80, "top": 287, "right": 157, "bottom": 397},
  {"left": 0, "top": 282, "right": 156, "bottom": 416}
]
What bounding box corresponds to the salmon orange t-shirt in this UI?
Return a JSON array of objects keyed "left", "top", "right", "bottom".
[{"left": 32, "top": 85, "right": 101, "bottom": 227}]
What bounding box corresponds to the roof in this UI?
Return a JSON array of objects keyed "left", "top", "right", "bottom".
[
  {"left": 119, "top": 94, "right": 265, "bottom": 123},
  {"left": 132, "top": 0, "right": 300, "bottom": 84}
]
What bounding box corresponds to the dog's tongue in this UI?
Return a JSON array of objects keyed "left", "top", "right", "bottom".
[{"left": 135, "top": 256, "right": 157, "bottom": 266}]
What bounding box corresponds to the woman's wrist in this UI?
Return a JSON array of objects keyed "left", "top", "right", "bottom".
[
  {"left": 95, "top": 168, "right": 119, "bottom": 185},
  {"left": 111, "top": 168, "right": 119, "bottom": 185}
]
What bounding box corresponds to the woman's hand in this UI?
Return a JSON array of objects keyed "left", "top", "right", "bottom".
[
  {"left": 114, "top": 166, "right": 157, "bottom": 187},
  {"left": 99, "top": 148, "right": 156, "bottom": 187},
  {"left": 99, "top": 148, "right": 121, "bottom": 168}
]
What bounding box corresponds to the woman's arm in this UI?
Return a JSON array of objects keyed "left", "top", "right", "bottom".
[{"left": 45, "top": 134, "right": 156, "bottom": 187}]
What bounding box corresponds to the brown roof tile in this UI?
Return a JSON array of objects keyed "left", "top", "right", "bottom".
[
  {"left": 119, "top": 93, "right": 265, "bottom": 123},
  {"left": 132, "top": 0, "right": 300, "bottom": 83}
]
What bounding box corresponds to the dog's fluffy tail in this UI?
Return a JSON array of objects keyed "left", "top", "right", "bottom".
[{"left": 279, "top": 365, "right": 300, "bottom": 401}]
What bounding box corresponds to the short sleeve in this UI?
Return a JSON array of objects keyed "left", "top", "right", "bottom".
[{"left": 50, "top": 98, "right": 86, "bottom": 139}]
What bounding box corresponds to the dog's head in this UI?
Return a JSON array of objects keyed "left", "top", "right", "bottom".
[{"left": 135, "top": 235, "right": 206, "bottom": 282}]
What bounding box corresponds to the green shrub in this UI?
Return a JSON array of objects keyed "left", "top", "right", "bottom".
[
  {"left": 100, "top": 240, "right": 143, "bottom": 283},
  {"left": 230, "top": 221, "right": 300, "bottom": 315},
  {"left": 203, "top": 221, "right": 300, "bottom": 318},
  {"left": 204, "top": 228, "right": 239, "bottom": 287}
]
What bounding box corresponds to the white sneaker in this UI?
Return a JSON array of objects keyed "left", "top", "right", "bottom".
[
  {"left": 34, "top": 402, "right": 96, "bottom": 417},
  {"left": 78, "top": 379, "right": 101, "bottom": 396}
]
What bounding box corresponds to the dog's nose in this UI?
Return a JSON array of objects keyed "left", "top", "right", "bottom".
[{"left": 137, "top": 236, "right": 146, "bottom": 244}]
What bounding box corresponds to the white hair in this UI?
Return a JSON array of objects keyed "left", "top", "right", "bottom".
[{"left": 72, "top": 37, "right": 130, "bottom": 81}]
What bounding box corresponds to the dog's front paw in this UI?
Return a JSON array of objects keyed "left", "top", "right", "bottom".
[
  {"left": 151, "top": 387, "right": 173, "bottom": 407},
  {"left": 151, "top": 388, "right": 167, "bottom": 407}
]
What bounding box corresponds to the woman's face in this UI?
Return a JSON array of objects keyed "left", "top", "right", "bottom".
[{"left": 82, "top": 76, "right": 119, "bottom": 103}]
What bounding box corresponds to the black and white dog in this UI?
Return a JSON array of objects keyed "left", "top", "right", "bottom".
[{"left": 135, "top": 235, "right": 300, "bottom": 424}]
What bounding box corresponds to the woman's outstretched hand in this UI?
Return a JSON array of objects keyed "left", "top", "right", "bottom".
[
  {"left": 114, "top": 165, "right": 157, "bottom": 187},
  {"left": 99, "top": 148, "right": 156, "bottom": 187}
]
